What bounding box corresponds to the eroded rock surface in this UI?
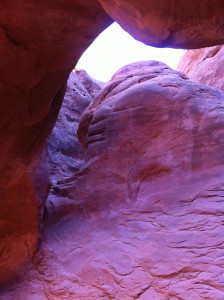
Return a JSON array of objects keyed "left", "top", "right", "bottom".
[
  {"left": 2, "top": 62, "right": 224, "bottom": 299},
  {"left": 4, "top": 0, "right": 224, "bottom": 289},
  {"left": 99, "top": 0, "right": 224, "bottom": 48},
  {"left": 48, "top": 70, "right": 103, "bottom": 183},
  {"left": 0, "top": 0, "right": 112, "bottom": 286},
  {"left": 177, "top": 45, "right": 224, "bottom": 91}
]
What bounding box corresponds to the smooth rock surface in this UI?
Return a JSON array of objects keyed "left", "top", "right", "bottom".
[
  {"left": 0, "top": 0, "right": 112, "bottom": 286},
  {"left": 2, "top": 62, "right": 224, "bottom": 299},
  {"left": 99, "top": 0, "right": 224, "bottom": 48},
  {"left": 177, "top": 45, "right": 224, "bottom": 91}
]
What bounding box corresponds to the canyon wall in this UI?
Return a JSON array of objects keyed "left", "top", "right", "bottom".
[
  {"left": 48, "top": 70, "right": 103, "bottom": 183},
  {"left": 177, "top": 45, "right": 224, "bottom": 91},
  {"left": 0, "top": 0, "right": 112, "bottom": 286}
]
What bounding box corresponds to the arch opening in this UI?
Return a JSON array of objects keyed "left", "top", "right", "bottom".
[{"left": 76, "top": 22, "right": 184, "bottom": 82}]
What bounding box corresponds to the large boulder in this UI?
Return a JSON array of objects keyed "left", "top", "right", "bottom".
[
  {"left": 177, "top": 45, "right": 224, "bottom": 91},
  {"left": 0, "top": 0, "right": 112, "bottom": 286},
  {"left": 99, "top": 0, "right": 224, "bottom": 48},
  {"left": 3, "top": 62, "right": 224, "bottom": 299}
]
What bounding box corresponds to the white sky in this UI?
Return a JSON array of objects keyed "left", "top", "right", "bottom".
[{"left": 76, "top": 23, "right": 184, "bottom": 82}]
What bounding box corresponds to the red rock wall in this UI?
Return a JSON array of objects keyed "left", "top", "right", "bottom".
[
  {"left": 177, "top": 45, "right": 224, "bottom": 91},
  {"left": 0, "top": 0, "right": 112, "bottom": 286}
]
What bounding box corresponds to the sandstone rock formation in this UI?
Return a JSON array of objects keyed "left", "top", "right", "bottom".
[
  {"left": 177, "top": 45, "right": 224, "bottom": 91},
  {"left": 0, "top": 1, "right": 112, "bottom": 286},
  {"left": 48, "top": 70, "right": 103, "bottom": 184},
  {"left": 99, "top": 0, "right": 224, "bottom": 48},
  {"left": 2, "top": 62, "right": 224, "bottom": 299},
  {"left": 3, "top": 0, "right": 224, "bottom": 293}
]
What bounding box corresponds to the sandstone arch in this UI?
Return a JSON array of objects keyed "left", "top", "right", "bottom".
[
  {"left": 99, "top": 0, "right": 224, "bottom": 48},
  {"left": 1, "top": 0, "right": 224, "bottom": 287}
]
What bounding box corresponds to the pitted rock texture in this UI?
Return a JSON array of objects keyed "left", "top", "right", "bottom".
[
  {"left": 2, "top": 62, "right": 224, "bottom": 299},
  {"left": 48, "top": 70, "right": 103, "bottom": 183},
  {"left": 177, "top": 45, "right": 224, "bottom": 91},
  {"left": 0, "top": 0, "right": 112, "bottom": 286},
  {"left": 76, "top": 69, "right": 104, "bottom": 99},
  {"left": 99, "top": 0, "right": 224, "bottom": 48}
]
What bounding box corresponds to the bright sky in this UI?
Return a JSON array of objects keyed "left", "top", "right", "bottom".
[{"left": 76, "top": 23, "right": 184, "bottom": 82}]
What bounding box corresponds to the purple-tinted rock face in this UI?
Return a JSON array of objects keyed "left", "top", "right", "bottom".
[
  {"left": 3, "top": 61, "right": 224, "bottom": 299},
  {"left": 47, "top": 70, "right": 103, "bottom": 184}
]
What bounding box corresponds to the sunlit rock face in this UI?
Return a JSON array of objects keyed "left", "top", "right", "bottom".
[
  {"left": 3, "top": 62, "right": 224, "bottom": 299},
  {"left": 48, "top": 70, "right": 103, "bottom": 183},
  {"left": 0, "top": 0, "right": 112, "bottom": 286},
  {"left": 177, "top": 45, "right": 224, "bottom": 91},
  {"left": 99, "top": 0, "right": 224, "bottom": 48}
]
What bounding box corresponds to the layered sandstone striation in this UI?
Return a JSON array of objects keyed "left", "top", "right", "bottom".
[
  {"left": 99, "top": 0, "right": 224, "bottom": 48},
  {"left": 177, "top": 45, "right": 224, "bottom": 91},
  {"left": 2, "top": 62, "right": 224, "bottom": 299}
]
